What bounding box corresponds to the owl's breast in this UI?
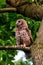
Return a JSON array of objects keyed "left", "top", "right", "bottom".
[{"left": 20, "top": 30, "right": 30, "bottom": 41}]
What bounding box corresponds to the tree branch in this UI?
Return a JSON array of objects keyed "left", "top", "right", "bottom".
[
  {"left": 0, "top": 45, "right": 30, "bottom": 51},
  {"left": 0, "top": 4, "right": 43, "bottom": 20},
  {"left": 6, "top": 0, "right": 43, "bottom": 20},
  {"left": 0, "top": 8, "right": 17, "bottom": 13}
]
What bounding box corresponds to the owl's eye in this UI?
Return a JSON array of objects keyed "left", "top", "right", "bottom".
[{"left": 18, "top": 21, "right": 20, "bottom": 23}]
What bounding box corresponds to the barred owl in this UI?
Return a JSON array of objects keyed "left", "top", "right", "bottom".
[{"left": 15, "top": 19, "right": 32, "bottom": 47}]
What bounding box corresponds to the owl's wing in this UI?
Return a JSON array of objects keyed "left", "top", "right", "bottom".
[
  {"left": 15, "top": 31, "right": 20, "bottom": 45},
  {"left": 26, "top": 28, "right": 33, "bottom": 43}
]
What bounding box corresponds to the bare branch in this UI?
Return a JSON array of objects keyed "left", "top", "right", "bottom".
[
  {"left": 0, "top": 45, "right": 30, "bottom": 51},
  {"left": 0, "top": 8, "right": 17, "bottom": 13}
]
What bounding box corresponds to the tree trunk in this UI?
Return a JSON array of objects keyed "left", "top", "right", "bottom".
[{"left": 31, "top": 19, "right": 43, "bottom": 65}]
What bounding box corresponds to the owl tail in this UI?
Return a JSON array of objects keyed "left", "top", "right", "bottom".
[{"left": 24, "top": 50, "right": 31, "bottom": 59}]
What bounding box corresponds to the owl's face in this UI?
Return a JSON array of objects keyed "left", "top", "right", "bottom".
[
  {"left": 16, "top": 19, "right": 28, "bottom": 29},
  {"left": 16, "top": 19, "right": 23, "bottom": 27}
]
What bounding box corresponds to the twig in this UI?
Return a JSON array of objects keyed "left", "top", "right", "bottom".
[{"left": 0, "top": 8, "right": 17, "bottom": 13}]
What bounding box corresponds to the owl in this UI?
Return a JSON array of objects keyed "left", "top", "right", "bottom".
[{"left": 15, "top": 19, "right": 33, "bottom": 47}]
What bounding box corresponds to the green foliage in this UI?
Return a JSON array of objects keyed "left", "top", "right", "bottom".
[
  {"left": 14, "top": 59, "right": 30, "bottom": 65},
  {"left": 25, "top": 18, "right": 40, "bottom": 40},
  {"left": 14, "top": 58, "right": 33, "bottom": 65}
]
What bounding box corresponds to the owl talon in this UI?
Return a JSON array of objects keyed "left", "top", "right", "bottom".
[
  {"left": 20, "top": 45, "right": 25, "bottom": 48},
  {"left": 23, "top": 44, "right": 26, "bottom": 47}
]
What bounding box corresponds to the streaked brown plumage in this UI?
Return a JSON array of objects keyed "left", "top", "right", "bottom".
[{"left": 15, "top": 19, "right": 32, "bottom": 47}]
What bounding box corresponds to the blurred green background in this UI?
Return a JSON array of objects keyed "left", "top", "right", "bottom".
[{"left": 0, "top": 0, "right": 41, "bottom": 65}]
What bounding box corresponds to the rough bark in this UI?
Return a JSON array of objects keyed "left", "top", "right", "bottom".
[
  {"left": 6, "top": 0, "right": 28, "bottom": 7},
  {"left": 17, "top": 3, "right": 43, "bottom": 20},
  {"left": 0, "top": 1, "right": 43, "bottom": 20},
  {"left": 31, "top": 19, "right": 43, "bottom": 65},
  {"left": 0, "top": 45, "right": 30, "bottom": 50},
  {"left": 6, "top": 0, "right": 43, "bottom": 20}
]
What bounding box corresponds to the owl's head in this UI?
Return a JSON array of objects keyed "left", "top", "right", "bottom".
[{"left": 16, "top": 19, "right": 28, "bottom": 29}]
